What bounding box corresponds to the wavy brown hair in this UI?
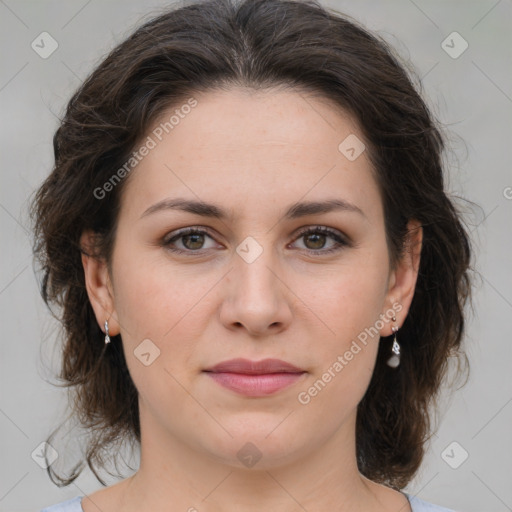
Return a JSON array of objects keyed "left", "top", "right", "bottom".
[{"left": 30, "top": 0, "right": 472, "bottom": 490}]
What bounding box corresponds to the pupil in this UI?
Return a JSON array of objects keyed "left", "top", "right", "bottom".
[
  {"left": 184, "top": 233, "right": 204, "bottom": 249},
  {"left": 306, "top": 233, "right": 325, "bottom": 249}
]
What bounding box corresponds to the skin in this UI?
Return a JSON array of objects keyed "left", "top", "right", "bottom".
[{"left": 80, "top": 87, "right": 422, "bottom": 512}]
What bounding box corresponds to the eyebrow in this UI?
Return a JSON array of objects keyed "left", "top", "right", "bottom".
[{"left": 139, "top": 197, "right": 365, "bottom": 220}]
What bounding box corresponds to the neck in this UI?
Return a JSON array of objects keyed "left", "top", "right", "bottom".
[{"left": 115, "top": 404, "right": 405, "bottom": 512}]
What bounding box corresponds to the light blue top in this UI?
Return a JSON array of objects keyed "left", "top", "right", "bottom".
[{"left": 39, "top": 492, "right": 458, "bottom": 511}]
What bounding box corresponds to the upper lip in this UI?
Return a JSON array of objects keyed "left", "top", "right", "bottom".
[{"left": 204, "top": 358, "right": 305, "bottom": 374}]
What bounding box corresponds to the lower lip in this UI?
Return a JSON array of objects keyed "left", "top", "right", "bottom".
[{"left": 204, "top": 372, "right": 306, "bottom": 396}]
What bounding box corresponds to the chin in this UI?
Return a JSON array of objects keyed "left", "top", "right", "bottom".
[{"left": 201, "top": 427, "right": 309, "bottom": 471}]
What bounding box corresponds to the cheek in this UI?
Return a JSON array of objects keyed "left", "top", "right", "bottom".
[
  {"left": 291, "top": 257, "right": 388, "bottom": 407},
  {"left": 111, "top": 242, "right": 209, "bottom": 338},
  {"left": 296, "top": 259, "right": 389, "bottom": 338},
  {"left": 294, "top": 272, "right": 385, "bottom": 420},
  {"left": 112, "top": 258, "right": 204, "bottom": 414},
  {"left": 110, "top": 246, "right": 219, "bottom": 396}
]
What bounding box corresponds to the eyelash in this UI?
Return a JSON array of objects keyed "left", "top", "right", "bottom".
[{"left": 162, "top": 226, "right": 349, "bottom": 256}]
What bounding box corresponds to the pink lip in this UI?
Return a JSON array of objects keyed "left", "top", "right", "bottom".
[
  {"left": 205, "top": 358, "right": 304, "bottom": 374},
  {"left": 203, "top": 358, "right": 306, "bottom": 397}
]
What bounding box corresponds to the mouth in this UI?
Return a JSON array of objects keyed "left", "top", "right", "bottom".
[{"left": 203, "top": 358, "right": 306, "bottom": 397}]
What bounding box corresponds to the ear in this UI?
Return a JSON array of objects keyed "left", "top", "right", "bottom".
[
  {"left": 80, "top": 229, "right": 120, "bottom": 337},
  {"left": 380, "top": 219, "right": 423, "bottom": 336}
]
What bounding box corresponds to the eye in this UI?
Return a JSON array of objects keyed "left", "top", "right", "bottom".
[
  {"left": 162, "top": 227, "right": 220, "bottom": 254},
  {"left": 162, "top": 225, "right": 350, "bottom": 256},
  {"left": 290, "top": 226, "right": 349, "bottom": 255}
]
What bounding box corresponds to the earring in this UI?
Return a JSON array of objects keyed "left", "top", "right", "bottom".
[
  {"left": 386, "top": 316, "right": 400, "bottom": 368},
  {"left": 104, "top": 320, "right": 111, "bottom": 344}
]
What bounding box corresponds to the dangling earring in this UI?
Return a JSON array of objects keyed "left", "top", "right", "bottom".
[
  {"left": 386, "top": 316, "right": 400, "bottom": 368},
  {"left": 104, "top": 320, "right": 111, "bottom": 344}
]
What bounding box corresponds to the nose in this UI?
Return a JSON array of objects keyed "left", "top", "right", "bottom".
[{"left": 219, "top": 245, "right": 293, "bottom": 337}]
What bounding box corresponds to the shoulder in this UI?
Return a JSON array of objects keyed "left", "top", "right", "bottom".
[
  {"left": 405, "top": 492, "right": 459, "bottom": 512},
  {"left": 40, "top": 492, "right": 460, "bottom": 512},
  {"left": 39, "top": 496, "right": 83, "bottom": 512}
]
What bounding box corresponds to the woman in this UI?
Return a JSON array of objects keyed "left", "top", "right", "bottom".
[{"left": 32, "top": 0, "right": 472, "bottom": 510}]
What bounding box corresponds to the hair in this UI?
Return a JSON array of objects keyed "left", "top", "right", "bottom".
[{"left": 30, "top": 0, "right": 472, "bottom": 490}]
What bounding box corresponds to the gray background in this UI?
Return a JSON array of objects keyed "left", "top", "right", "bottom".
[{"left": 1, "top": 1, "right": 511, "bottom": 511}]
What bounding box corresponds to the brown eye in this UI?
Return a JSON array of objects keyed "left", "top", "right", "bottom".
[
  {"left": 163, "top": 228, "right": 219, "bottom": 254},
  {"left": 292, "top": 226, "right": 349, "bottom": 256},
  {"left": 181, "top": 232, "right": 206, "bottom": 250},
  {"left": 303, "top": 232, "right": 327, "bottom": 250}
]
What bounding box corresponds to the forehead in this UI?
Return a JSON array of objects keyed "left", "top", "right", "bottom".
[
  {"left": 118, "top": 87, "right": 381, "bottom": 222},
  {"left": 161, "top": 86, "right": 360, "bottom": 155}
]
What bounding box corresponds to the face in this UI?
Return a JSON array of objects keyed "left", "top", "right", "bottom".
[{"left": 82, "top": 87, "right": 420, "bottom": 470}]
